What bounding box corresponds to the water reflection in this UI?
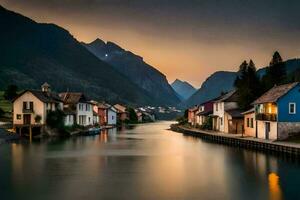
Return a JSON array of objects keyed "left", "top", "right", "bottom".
[
  {"left": 269, "top": 173, "right": 282, "bottom": 200},
  {"left": 1, "top": 122, "right": 299, "bottom": 200}
]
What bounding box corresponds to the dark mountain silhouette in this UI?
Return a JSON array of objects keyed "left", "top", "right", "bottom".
[
  {"left": 0, "top": 5, "right": 165, "bottom": 106},
  {"left": 183, "top": 59, "right": 300, "bottom": 108},
  {"left": 171, "top": 79, "right": 196, "bottom": 100},
  {"left": 82, "top": 39, "right": 180, "bottom": 105},
  {"left": 182, "top": 71, "right": 238, "bottom": 107}
]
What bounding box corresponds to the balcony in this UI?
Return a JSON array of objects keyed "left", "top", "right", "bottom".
[
  {"left": 23, "top": 108, "right": 33, "bottom": 113},
  {"left": 256, "top": 113, "right": 277, "bottom": 121}
]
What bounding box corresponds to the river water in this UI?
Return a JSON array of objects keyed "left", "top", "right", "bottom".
[{"left": 0, "top": 121, "right": 299, "bottom": 200}]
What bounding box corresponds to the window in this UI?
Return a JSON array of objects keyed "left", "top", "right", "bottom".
[
  {"left": 215, "top": 104, "right": 218, "bottom": 111},
  {"left": 220, "top": 117, "right": 223, "bottom": 125},
  {"left": 289, "top": 103, "right": 296, "bottom": 114},
  {"left": 16, "top": 114, "right": 21, "bottom": 120},
  {"left": 247, "top": 118, "right": 250, "bottom": 127},
  {"left": 250, "top": 118, "right": 254, "bottom": 128}
]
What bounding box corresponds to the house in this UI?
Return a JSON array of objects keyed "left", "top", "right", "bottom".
[
  {"left": 241, "top": 108, "right": 256, "bottom": 137},
  {"left": 59, "top": 92, "right": 93, "bottom": 127},
  {"left": 195, "top": 101, "right": 214, "bottom": 126},
  {"left": 90, "top": 100, "right": 99, "bottom": 125},
  {"left": 114, "top": 104, "right": 129, "bottom": 122},
  {"left": 136, "top": 110, "right": 143, "bottom": 122},
  {"left": 12, "top": 83, "right": 63, "bottom": 135},
  {"left": 96, "top": 102, "right": 117, "bottom": 126},
  {"left": 252, "top": 82, "right": 300, "bottom": 140},
  {"left": 211, "top": 90, "right": 244, "bottom": 134},
  {"left": 188, "top": 106, "right": 198, "bottom": 126}
]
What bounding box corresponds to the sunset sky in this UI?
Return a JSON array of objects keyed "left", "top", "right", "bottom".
[{"left": 1, "top": 0, "right": 300, "bottom": 87}]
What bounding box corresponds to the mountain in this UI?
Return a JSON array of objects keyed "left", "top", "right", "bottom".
[
  {"left": 183, "top": 58, "right": 300, "bottom": 108},
  {"left": 82, "top": 39, "right": 180, "bottom": 105},
  {"left": 182, "top": 71, "right": 238, "bottom": 107},
  {"left": 0, "top": 5, "right": 163, "bottom": 106},
  {"left": 171, "top": 79, "right": 196, "bottom": 100}
]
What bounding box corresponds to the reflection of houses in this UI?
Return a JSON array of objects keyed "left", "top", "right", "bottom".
[
  {"left": 96, "top": 103, "right": 117, "bottom": 126},
  {"left": 212, "top": 91, "right": 243, "bottom": 134},
  {"left": 59, "top": 92, "right": 93, "bottom": 127},
  {"left": 114, "top": 104, "right": 129, "bottom": 122},
  {"left": 12, "top": 83, "right": 63, "bottom": 136},
  {"left": 195, "top": 101, "right": 213, "bottom": 126},
  {"left": 242, "top": 108, "right": 256, "bottom": 137},
  {"left": 188, "top": 106, "right": 198, "bottom": 126},
  {"left": 252, "top": 82, "right": 300, "bottom": 140}
]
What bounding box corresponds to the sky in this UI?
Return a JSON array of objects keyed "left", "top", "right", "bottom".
[{"left": 1, "top": 0, "right": 300, "bottom": 87}]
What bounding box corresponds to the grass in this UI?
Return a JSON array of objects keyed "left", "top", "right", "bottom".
[{"left": 0, "top": 91, "right": 12, "bottom": 119}]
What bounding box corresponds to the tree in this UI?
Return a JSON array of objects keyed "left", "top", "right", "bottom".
[
  {"left": 46, "top": 110, "right": 65, "bottom": 131},
  {"left": 126, "top": 107, "right": 138, "bottom": 123},
  {"left": 262, "top": 51, "right": 286, "bottom": 91},
  {"left": 4, "top": 84, "right": 18, "bottom": 100},
  {"left": 234, "top": 60, "right": 262, "bottom": 110},
  {"left": 0, "top": 108, "right": 5, "bottom": 118}
]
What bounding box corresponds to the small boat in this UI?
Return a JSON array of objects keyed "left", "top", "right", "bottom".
[{"left": 80, "top": 127, "right": 101, "bottom": 136}]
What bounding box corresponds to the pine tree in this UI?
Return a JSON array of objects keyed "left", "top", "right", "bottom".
[
  {"left": 235, "top": 60, "right": 262, "bottom": 110},
  {"left": 262, "top": 51, "right": 286, "bottom": 91}
]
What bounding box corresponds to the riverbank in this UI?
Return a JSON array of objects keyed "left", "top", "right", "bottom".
[
  {"left": 0, "top": 128, "right": 19, "bottom": 144},
  {"left": 171, "top": 124, "right": 300, "bottom": 156}
]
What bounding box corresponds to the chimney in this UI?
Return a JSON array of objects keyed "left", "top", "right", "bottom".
[{"left": 41, "top": 82, "right": 51, "bottom": 92}]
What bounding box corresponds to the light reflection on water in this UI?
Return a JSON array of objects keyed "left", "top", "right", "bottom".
[{"left": 0, "top": 121, "right": 299, "bottom": 200}]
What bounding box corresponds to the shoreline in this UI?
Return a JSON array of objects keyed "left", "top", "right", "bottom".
[{"left": 170, "top": 124, "right": 300, "bottom": 156}]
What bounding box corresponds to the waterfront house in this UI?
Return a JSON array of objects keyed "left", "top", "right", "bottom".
[
  {"left": 241, "top": 108, "right": 256, "bottom": 137},
  {"left": 59, "top": 92, "right": 93, "bottom": 127},
  {"left": 195, "top": 101, "right": 213, "bottom": 126},
  {"left": 212, "top": 90, "right": 244, "bottom": 134},
  {"left": 12, "top": 83, "right": 63, "bottom": 135},
  {"left": 188, "top": 106, "right": 198, "bottom": 126},
  {"left": 114, "top": 104, "right": 129, "bottom": 122},
  {"left": 96, "top": 102, "right": 117, "bottom": 126},
  {"left": 252, "top": 82, "right": 300, "bottom": 140}
]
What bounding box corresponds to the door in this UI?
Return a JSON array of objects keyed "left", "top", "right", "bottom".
[
  {"left": 23, "top": 114, "right": 31, "bottom": 125},
  {"left": 265, "top": 122, "right": 270, "bottom": 139}
]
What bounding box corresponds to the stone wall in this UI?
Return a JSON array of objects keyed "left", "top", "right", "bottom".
[{"left": 278, "top": 122, "right": 300, "bottom": 140}]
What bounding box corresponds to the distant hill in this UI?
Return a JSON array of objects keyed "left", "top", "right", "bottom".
[
  {"left": 183, "top": 59, "right": 300, "bottom": 108},
  {"left": 0, "top": 5, "right": 163, "bottom": 106},
  {"left": 182, "top": 71, "right": 238, "bottom": 107},
  {"left": 82, "top": 39, "right": 180, "bottom": 105},
  {"left": 171, "top": 79, "right": 196, "bottom": 100}
]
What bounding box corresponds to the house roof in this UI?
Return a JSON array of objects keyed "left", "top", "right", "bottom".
[
  {"left": 196, "top": 110, "right": 213, "bottom": 116},
  {"left": 252, "top": 82, "right": 299, "bottom": 105},
  {"left": 225, "top": 109, "right": 243, "bottom": 118},
  {"left": 241, "top": 108, "right": 255, "bottom": 115},
  {"left": 114, "top": 104, "right": 127, "bottom": 113},
  {"left": 214, "top": 90, "right": 238, "bottom": 103},
  {"left": 59, "top": 92, "right": 89, "bottom": 104},
  {"left": 189, "top": 106, "right": 199, "bottom": 112},
  {"left": 12, "top": 90, "right": 62, "bottom": 103}
]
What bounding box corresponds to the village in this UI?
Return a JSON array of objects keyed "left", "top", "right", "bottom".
[
  {"left": 185, "top": 82, "right": 300, "bottom": 143},
  {"left": 0, "top": 82, "right": 157, "bottom": 141}
]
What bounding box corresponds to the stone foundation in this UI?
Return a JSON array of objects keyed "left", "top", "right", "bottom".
[{"left": 278, "top": 122, "right": 300, "bottom": 140}]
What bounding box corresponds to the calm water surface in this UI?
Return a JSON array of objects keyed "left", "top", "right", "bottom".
[{"left": 0, "top": 121, "right": 300, "bottom": 200}]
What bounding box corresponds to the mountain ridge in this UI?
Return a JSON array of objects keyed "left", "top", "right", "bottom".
[{"left": 82, "top": 39, "right": 180, "bottom": 105}]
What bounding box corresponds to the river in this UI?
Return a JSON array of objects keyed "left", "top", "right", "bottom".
[{"left": 0, "top": 121, "right": 299, "bottom": 200}]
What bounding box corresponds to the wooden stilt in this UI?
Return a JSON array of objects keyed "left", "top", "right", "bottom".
[
  {"left": 29, "top": 126, "right": 32, "bottom": 142},
  {"left": 19, "top": 127, "right": 22, "bottom": 137}
]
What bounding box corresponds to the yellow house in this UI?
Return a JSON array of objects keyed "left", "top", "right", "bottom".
[
  {"left": 12, "top": 83, "right": 63, "bottom": 136},
  {"left": 242, "top": 108, "right": 256, "bottom": 137}
]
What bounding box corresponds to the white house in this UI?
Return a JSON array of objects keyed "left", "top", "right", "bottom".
[
  {"left": 12, "top": 83, "right": 63, "bottom": 135},
  {"left": 59, "top": 92, "right": 94, "bottom": 127},
  {"left": 107, "top": 106, "right": 117, "bottom": 125},
  {"left": 212, "top": 90, "right": 243, "bottom": 134}
]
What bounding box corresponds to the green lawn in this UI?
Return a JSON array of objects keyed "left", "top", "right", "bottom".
[{"left": 0, "top": 91, "right": 12, "bottom": 113}]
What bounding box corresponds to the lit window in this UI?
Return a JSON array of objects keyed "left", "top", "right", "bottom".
[
  {"left": 289, "top": 103, "right": 296, "bottom": 114},
  {"left": 17, "top": 114, "right": 21, "bottom": 120}
]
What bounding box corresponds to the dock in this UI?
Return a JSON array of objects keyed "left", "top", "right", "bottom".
[{"left": 171, "top": 124, "right": 300, "bottom": 156}]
